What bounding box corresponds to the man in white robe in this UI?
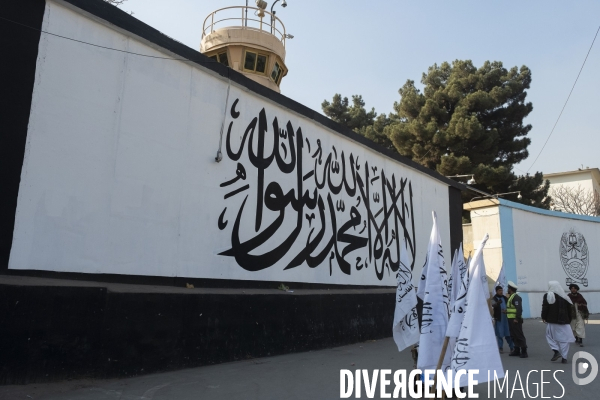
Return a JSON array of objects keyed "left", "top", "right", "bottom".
[{"left": 541, "top": 281, "right": 575, "bottom": 364}]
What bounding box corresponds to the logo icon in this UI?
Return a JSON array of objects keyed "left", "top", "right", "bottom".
[
  {"left": 560, "top": 230, "right": 589, "bottom": 287},
  {"left": 572, "top": 351, "right": 598, "bottom": 385}
]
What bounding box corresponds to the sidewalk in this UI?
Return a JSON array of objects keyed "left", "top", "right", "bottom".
[{"left": 2, "top": 317, "right": 599, "bottom": 399}]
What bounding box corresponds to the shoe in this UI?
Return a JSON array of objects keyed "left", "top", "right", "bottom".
[
  {"left": 580, "top": 339, "right": 584, "bottom": 347},
  {"left": 561, "top": 358, "right": 568, "bottom": 364},
  {"left": 499, "top": 348, "right": 504, "bottom": 353},
  {"left": 520, "top": 351, "right": 529, "bottom": 358},
  {"left": 551, "top": 350, "right": 561, "bottom": 361},
  {"left": 509, "top": 348, "right": 521, "bottom": 356}
]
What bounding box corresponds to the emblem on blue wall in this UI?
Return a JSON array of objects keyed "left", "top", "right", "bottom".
[{"left": 560, "top": 230, "right": 589, "bottom": 287}]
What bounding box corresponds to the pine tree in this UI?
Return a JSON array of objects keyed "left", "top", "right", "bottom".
[{"left": 322, "top": 60, "right": 550, "bottom": 210}]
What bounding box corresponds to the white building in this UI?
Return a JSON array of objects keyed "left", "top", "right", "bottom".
[
  {"left": 545, "top": 167, "right": 600, "bottom": 193},
  {"left": 544, "top": 168, "right": 600, "bottom": 215}
]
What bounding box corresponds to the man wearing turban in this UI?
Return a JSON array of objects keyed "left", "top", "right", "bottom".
[{"left": 542, "top": 281, "right": 575, "bottom": 363}]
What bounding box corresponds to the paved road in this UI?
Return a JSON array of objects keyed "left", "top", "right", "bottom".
[{"left": 2, "top": 317, "right": 599, "bottom": 399}]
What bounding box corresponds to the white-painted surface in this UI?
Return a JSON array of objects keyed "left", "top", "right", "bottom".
[
  {"left": 545, "top": 169, "right": 600, "bottom": 194},
  {"left": 469, "top": 205, "right": 503, "bottom": 292},
  {"left": 9, "top": 1, "right": 453, "bottom": 286},
  {"left": 468, "top": 199, "right": 600, "bottom": 315},
  {"left": 511, "top": 208, "right": 600, "bottom": 294}
]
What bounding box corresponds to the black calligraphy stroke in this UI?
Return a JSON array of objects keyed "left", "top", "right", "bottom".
[
  {"left": 220, "top": 163, "right": 247, "bottom": 187},
  {"left": 218, "top": 100, "right": 417, "bottom": 280},
  {"left": 224, "top": 184, "right": 249, "bottom": 199},
  {"left": 218, "top": 208, "right": 228, "bottom": 230}
]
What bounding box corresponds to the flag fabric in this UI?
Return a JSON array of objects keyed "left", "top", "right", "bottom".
[
  {"left": 446, "top": 234, "right": 489, "bottom": 338},
  {"left": 445, "top": 243, "right": 467, "bottom": 365},
  {"left": 450, "top": 241, "right": 504, "bottom": 387},
  {"left": 495, "top": 263, "right": 507, "bottom": 293},
  {"left": 449, "top": 243, "right": 467, "bottom": 308},
  {"left": 448, "top": 249, "right": 458, "bottom": 306},
  {"left": 392, "top": 238, "right": 420, "bottom": 351},
  {"left": 416, "top": 211, "right": 450, "bottom": 372},
  {"left": 416, "top": 254, "right": 428, "bottom": 301},
  {"left": 465, "top": 254, "right": 472, "bottom": 275}
]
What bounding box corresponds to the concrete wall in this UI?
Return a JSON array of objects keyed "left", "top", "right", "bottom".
[
  {"left": 466, "top": 199, "right": 600, "bottom": 318},
  {"left": 0, "top": 277, "right": 396, "bottom": 385},
  {"left": 462, "top": 223, "right": 473, "bottom": 257},
  {"left": 3, "top": 0, "right": 461, "bottom": 287},
  {"left": 0, "top": 0, "right": 465, "bottom": 384},
  {"left": 463, "top": 200, "right": 503, "bottom": 293}
]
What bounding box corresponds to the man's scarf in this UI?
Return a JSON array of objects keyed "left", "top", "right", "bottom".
[{"left": 546, "top": 281, "right": 573, "bottom": 305}]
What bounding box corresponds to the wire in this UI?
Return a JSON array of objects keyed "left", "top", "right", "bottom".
[
  {"left": 0, "top": 15, "right": 217, "bottom": 63},
  {"left": 216, "top": 75, "right": 232, "bottom": 162},
  {"left": 1, "top": 14, "right": 233, "bottom": 163},
  {"left": 526, "top": 25, "right": 600, "bottom": 173}
]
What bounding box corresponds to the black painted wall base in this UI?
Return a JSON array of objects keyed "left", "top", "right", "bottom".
[{"left": 0, "top": 278, "right": 395, "bottom": 385}]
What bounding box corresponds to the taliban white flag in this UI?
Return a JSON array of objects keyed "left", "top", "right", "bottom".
[
  {"left": 416, "top": 211, "right": 450, "bottom": 371},
  {"left": 450, "top": 246, "right": 504, "bottom": 388},
  {"left": 495, "top": 262, "right": 507, "bottom": 293},
  {"left": 448, "top": 249, "right": 458, "bottom": 306},
  {"left": 446, "top": 234, "right": 489, "bottom": 338},
  {"left": 465, "top": 254, "right": 471, "bottom": 274},
  {"left": 392, "top": 238, "right": 419, "bottom": 351},
  {"left": 449, "top": 243, "right": 466, "bottom": 309},
  {"left": 416, "top": 254, "right": 428, "bottom": 301}
]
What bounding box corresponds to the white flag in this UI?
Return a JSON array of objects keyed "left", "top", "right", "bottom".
[
  {"left": 450, "top": 246, "right": 504, "bottom": 388},
  {"left": 392, "top": 238, "right": 419, "bottom": 351},
  {"left": 465, "top": 254, "right": 472, "bottom": 275},
  {"left": 416, "top": 254, "right": 428, "bottom": 301},
  {"left": 448, "top": 249, "right": 458, "bottom": 306},
  {"left": 446, "top": 234, "right": 489, "bottom": 338},
  {"left": 417, "top": 211, "right": 450, "bottom": 371},
  {"left": 495, "top": 263, "right": 507, "bottom": 293},
  {"left": 449, "top": 243, "right": 466, "bottom": 309}
]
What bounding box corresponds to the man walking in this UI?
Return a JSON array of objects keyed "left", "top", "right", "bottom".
[
  {"left": 506, "top": 281, "right": 528, "bottom": 358},
  {"left": 491, "top": 286, "right": 514, "bottom": 353},
  {"left": 542, "top": 281, "right": 575, "bottom": 363},
  {"left": 567, "top": 284, "right": 588, "bottom": 347}
]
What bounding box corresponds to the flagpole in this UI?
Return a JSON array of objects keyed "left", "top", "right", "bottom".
[{"left": 431, "top": 336, "right": 450, "bottom": 398}]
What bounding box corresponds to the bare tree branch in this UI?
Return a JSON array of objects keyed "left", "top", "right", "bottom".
[{"left": 549, "top": 184, "right": 600, "bottom": 216}]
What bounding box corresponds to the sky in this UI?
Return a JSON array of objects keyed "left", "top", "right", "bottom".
[{"left": 118, "top": 0, "right": 600, "bottom": 176}]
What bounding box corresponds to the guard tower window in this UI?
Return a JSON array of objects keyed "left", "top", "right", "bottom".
[
  {"left": 243, "top": 51, "right": 268, "bottom": 74},
  {"left": 270, "top": 62, "right": 286, "bottom": 85},
  {"left": 256, "top": 55, "right": 267, "bottom": 73},
  {"left": 217, "top": 51, "right": 229, "bottom": 67},
  {"left": 208, "top": 52, "right": 229, "bottom": 67}
]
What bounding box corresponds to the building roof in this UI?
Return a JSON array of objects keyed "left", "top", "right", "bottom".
[{"left": 544, "top": 168, "right": 600, "bottom": 181}]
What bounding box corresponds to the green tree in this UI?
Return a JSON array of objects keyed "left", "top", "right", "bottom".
[
  {"left": 321, "top": 94, "right": 394, "bottom": 149},
  {"left": 322, "top": 60, "right": 550, "bottom": 210},
  {"left": 387, "top": 60, "right": 549, "bottom": 208}
]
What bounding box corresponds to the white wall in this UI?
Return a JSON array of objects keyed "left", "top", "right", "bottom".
[
  {"left": 510, "top": 206, "right": 600, "bottom": 315},
  {"left": 467, "top": 200, "right": 600, "bottom": 316},
  {"left": 468, "top": 205, "right": 503, "bottom": 292},
  {"left": 8, "top": 1, "right": 453, "bottom": 286},
  {"left": 511, "top": 209, "right": 600, "bottom": 292}
]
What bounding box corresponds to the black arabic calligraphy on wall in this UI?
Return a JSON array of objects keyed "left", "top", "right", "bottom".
[{"left": 217, "top": 99, "right": 417, "bottom": 281}]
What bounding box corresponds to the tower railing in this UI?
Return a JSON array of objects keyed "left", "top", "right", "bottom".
[{"left": 201, "top": 6, "right": 287, "bottom": 47}]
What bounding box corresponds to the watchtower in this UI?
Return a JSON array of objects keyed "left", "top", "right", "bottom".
[{"left": 200, "top": 1, "right": 291, "bottom": 93}]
